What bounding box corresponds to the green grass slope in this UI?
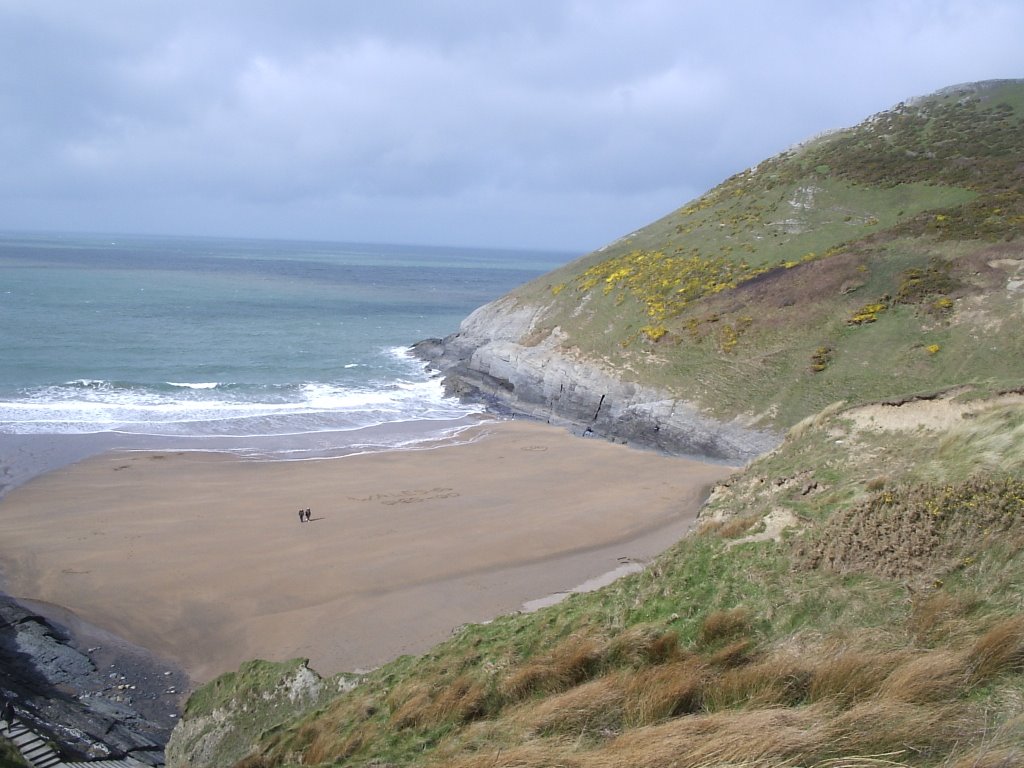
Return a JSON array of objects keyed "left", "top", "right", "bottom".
[
  {"left": 514, "top": 79, "right": 1024, "bottom": 427},
  {"left": 180, "top": 390, "right": 1024, "bottom": 768}
]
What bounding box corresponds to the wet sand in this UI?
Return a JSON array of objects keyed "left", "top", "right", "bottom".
[{"left": 0, "top": 420, "right": 734, "bottom": 684}]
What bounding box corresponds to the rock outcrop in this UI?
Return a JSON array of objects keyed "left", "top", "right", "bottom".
[
  {"left": 165, "top": 659, "right": 354, "bottom": 768},
  {"left": 0, "top": 596, "right": 181, "bottom": 765},
  {"left": 414, "top": 296, "right": 781, "bottom": 463}
]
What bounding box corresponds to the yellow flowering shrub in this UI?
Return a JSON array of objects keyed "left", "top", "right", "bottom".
[
  {"left": 848, "top": 301, "right": 888, "bottom": 325},
  {"left": 575, "top": 250, "right": 773, "bottom": 322}
]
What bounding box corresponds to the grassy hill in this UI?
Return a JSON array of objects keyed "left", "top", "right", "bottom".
[
  {"left": 511, "top": 79, "right": 1024, "bottom": 427},
  {"left": 170, "top": 391, "right": 1024, "bottom": 768},
  {"left": 168, "top": 80, "right": 1024, "bottom": 767}
]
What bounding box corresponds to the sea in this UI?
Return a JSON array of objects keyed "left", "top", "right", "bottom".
[{"left": 0, "top": 231, "right": 573, "bottom": 492}]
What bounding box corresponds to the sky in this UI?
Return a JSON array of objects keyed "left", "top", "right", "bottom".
[{"left": 1, "top": 1, "right": 1022, "bottom": 253}]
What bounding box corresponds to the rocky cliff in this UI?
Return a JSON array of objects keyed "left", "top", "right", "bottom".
[{"left": 413, "top": 295, "right": 782, "bottom": 463}]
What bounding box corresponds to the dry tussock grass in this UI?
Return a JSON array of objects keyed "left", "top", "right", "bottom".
[
  {"left": 949, "top": 747, "right": 1024, "bottom": 768},
  {"left": 704, "top": 652, "right": 814, "bottom": 710},
  {"left": 430, "top": 673, "right": 491, "bottom": 723},
  {"left": 947, "top": 709, "right": 1024, "bottom": 767},
  {"left": 807, "top": 648, "right": 905, "bottom": 705},
  {"left": 436, "top": 739, "right": 585, "bottom": 768},
  {"left": 388, "top": 673, "right": 490, "bottom": 729},
  {"left": 438, "top": 698, "right": 978, "bottom": 768},
  {"left": 698, "top": 607, "right": 752, "bottom": 646},
  {"left": 907, "top": 590, "right": 979, "bottom": 643},
  {"left": 705, "top": 638, "right": 755, "bottom": 668},
  {"left": 826, "top": 700, "right": 971, "bottom": 758},
  {"left": 967, "top": 615, "right": 1024, "bottom": 681},
  {"left": 589, "top": 704, "right": 832, "bottom": 768},
  {"left": 299, "top": 717, "right": 379, "bottom": 766},
  {"left": 605, "top": 625, "right": 681, "bottom": 667},
  {"left": 877, "top": 648, "right": 970, "bottom": 703},
  {"left": 388, "top": 681, "right": 433, "bottom": 729},
  {"left": 433, "top": 622, "right": 1014, "bottom": 768},
  {"left": 500, "top": 634, "right": 607, "bottom": 703},
  {"left": 517, "top": 675, "right": 625, "bottom": 737},
  {"left": 622, "top": 659, "right": 705, "bottom": 726}
]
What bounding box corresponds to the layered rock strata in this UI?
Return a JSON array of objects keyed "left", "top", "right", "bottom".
[{"left": 414, "top": 296, "right": 781, "bottom": 463}]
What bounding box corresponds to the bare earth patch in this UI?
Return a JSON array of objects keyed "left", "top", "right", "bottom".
[
  {"left": 844, "top": 390, "right": 1024, "bottom": 432},
  {"left": 726, "top": 508, "right": 801, "bottom": 548}
]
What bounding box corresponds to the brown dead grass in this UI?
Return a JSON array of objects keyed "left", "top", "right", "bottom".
[
  {"left": 590, "top": 704, "right": 832, "bottom": 768},
  {"left": 431, "top": 673, "right": 491, "bottom": 724},
  {"left": 437, "top": 740, "right": 585, "bottom": 768},
  {"left": 967, "top": 615, "right": 1024, "bottom": 682},
  {"left": 428, "top": 617, "right": 1024, "bottom": 768},
  {"left": 388, "top": 672, "right": 491, "bottom": 730},
  {"left": 605, "top": 625, "right": 682, "bottom": 667},
  {"left": 290, "top": 617, "right": 1024, "bottom": 768},
  {"left": 389, "top": 681, "right": 433, "bottom": 729},
  {"left": 518, "top": 676, "right": 625, "bottom": 737},
  {"left": 698, "top": 607, "right": 752, "bottom": 646},
  {"left": 877, "top": 649, "right": 971, "bottom": 703},
  {"left": 705, "top": 638, "right": 756, "bottom": 668},
  {"left": 500, "top": 634, "right": 607, "bottom": 703},
  {"left": 299, "top": 716, "right": 380, "bottom": 767},
  {"left": 907, "top": 590, "right": 980, "bottom": 644},
  {"left": 826, "top": 700, "right": 973, "bottom": 760},
  {"left": 438, "top": 697, "right": 978, "bottom": 768},
  {"left": 807, "top": 648, "right": 906, "bottom": 705},
  {"left": 949, "top": 746, "right": 1024, "bottom": 768},
  {"left": 704, "top": 652, "right": 814, "bottom": 710},
  {"left": 622, "top": 660, "right": 706, "bottom": 726}
]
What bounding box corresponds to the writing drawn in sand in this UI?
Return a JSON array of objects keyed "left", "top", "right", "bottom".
[{"left": 350, "top": 487, "right": 460, "bottom": 505}]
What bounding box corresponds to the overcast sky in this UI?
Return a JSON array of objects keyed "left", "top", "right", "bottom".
[{"left": 1, "top": 1, "right": 1021, "bottom": 252}]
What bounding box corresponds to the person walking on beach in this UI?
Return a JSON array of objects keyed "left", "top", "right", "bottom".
[
  {"left": 299, "top": 508, "right": 305, "bottom": 523},
  {"left": 304, "top": 508, "right": 312, "bottom": 522}
]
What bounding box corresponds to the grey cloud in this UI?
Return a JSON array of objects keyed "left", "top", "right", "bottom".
[{"left": 0, "top": 1, "right": 1022, "bottom": 250}]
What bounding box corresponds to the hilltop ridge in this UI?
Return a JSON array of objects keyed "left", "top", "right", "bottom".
[{"left": 417, "top": 79, "right": 1024, "bottom": 455}]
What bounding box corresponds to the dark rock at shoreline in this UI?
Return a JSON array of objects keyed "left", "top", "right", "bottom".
[{"left": 0, "top": 595, "right": 186, "bottom": 765}]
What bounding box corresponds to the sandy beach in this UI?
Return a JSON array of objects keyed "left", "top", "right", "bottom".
[{"left": 0, "top": 420, "right": 734, "bottom": 684}]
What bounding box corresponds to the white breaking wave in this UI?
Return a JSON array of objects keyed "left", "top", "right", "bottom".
[
  {"left": 0, "top": 375, "right": 477, "bottom": 436},
  {"left": 166, "top": 381, "right": 221, "bottom": 389}
]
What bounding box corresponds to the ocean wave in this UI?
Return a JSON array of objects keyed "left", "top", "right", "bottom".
[
  {"left": 166, "top": 381, "right": 222, "bottom": 389},
  {"left": 0, "top": 375, "right": 478, "bottom": 437}
]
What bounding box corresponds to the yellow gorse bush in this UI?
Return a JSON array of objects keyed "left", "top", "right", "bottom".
[
  {"left": 848, "top": 301, "right": 889, "bottom": 325},
  {"left": 576, "top": 249, "right": 773, "bottom": 322}
]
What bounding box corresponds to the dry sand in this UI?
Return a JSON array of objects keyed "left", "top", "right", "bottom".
[{"left": 0, "top": 420, "right": 733, "bottom": 684}]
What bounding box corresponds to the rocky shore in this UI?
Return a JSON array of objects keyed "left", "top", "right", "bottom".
[
  {"left": 412, "top": 295, "right": 782, "bottom": 463},
  {"left": 0, "top": 595, "right": 187, "bottom": 765}
]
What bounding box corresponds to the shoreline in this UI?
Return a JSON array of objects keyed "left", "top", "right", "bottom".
[
  {"left": 0, "top": 414, "right": 491, "bottom": 505},
  {"left": 0, "top": 419, "right": 735, "bottom": 685}
]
